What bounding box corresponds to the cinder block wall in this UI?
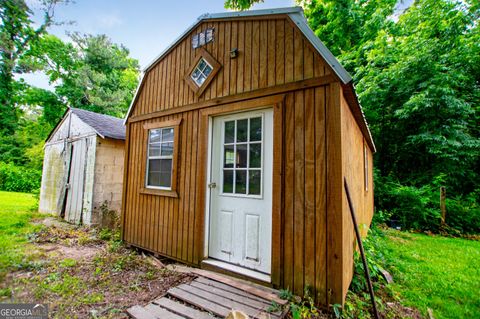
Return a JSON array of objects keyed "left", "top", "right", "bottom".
[{"left": 92, "top": 138, "right": 125, "bottom": 226}]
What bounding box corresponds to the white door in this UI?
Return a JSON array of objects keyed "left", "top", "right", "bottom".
[
  {"left": 208, "top": 108, "right": 273, "bottom": 274},
  {"left": 64, "top": 138, "right": 87, "bottom": 224}
]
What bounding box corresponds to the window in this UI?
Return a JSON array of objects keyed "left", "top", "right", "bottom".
[
  {"left": 222, "top": 116, "right": 263, "bottom": 196},
  {"left": 184, "top": 48, "right": 221, "bottom": 97},
  {"left": 142, "top": 119, "right": 181, "bottom": 197},
  {"left": 192, "top": 28, "right": 214, "bottom": 49},
  {"left": 191, "top": 58, "right": 213, "bottom": 86},
  {"left": 146, "top": 127, "right": 174, "bottom": 189}
]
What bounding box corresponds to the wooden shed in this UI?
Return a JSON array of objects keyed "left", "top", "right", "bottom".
[
  {"left": 122, "top": 7, "right": 375, "bottom": 306},
  {"left": 39, "top": 108, "right": 125, "bottom": 226}
]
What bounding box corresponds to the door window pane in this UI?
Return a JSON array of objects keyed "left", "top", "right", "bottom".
[
  {"left": 249, "top": 170, "right": 261, "bottom": 195},
  {"left": 236, "top": 144, "right": 247, "bottom": 168},
  {"left": 236, "top": 119, "right": 248, "bottom": 142},
  {"left": 225, "top": 121, "right": 235, "bottom": 143},
  {"left": 223, "top": 170, "right": 233, "bottom": 193},
  {"left": 249, "top": 143, "right": 261, "bottom": 168},
  {"left": 235, "top": 170, "right": 247, "bottom": 194},
  {"left": 224, "top": 145, "right": 235, "bottom": 168},
  {"left": 250, "top": 117, "right": 262, "bottom": 141}
]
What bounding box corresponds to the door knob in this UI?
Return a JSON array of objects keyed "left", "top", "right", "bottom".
[{"left": 208, "top": 182, "right": 217, "bottom": 189}]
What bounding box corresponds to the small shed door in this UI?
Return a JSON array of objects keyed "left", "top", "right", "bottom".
[
  {"left": 64, "top": 138, "right": 87, "bottom": 224},
  {"left": 208, "top": 108, "right": 273, "bottom": 274}
]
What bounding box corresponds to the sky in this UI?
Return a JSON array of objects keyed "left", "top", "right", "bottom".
[{"left": 24, "top": 0, "right": 295, "bottom": 90}]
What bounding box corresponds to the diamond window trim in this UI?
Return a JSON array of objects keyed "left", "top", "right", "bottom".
[{"left": 184, "top": 48, "right": 221, "bottom": 97}]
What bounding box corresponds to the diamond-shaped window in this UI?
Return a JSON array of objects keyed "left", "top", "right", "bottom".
[{"left": 185, "top": 48, "right": 221, "bottom": 96}]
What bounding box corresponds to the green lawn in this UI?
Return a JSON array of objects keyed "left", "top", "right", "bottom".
[
  {"left": 380, "top": 229, "right": 480, "bottom": 319},
  {"left": 0, "top": 191, "right": 39, "bottom": 281}
]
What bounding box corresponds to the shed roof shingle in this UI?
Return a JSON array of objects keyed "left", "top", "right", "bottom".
[{"left": 71, "top": 108, "right": 126, "bottom": 140}]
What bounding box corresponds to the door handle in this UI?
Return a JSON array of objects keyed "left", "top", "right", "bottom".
[{"left": 208, "top": 182, "right": 217, "bottom": 189}]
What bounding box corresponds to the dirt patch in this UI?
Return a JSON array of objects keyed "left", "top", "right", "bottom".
[{"left": 1, "top": 221, "right": 194, "bottom": 318}]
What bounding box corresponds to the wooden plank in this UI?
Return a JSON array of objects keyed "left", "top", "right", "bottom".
[
  {"left": 222, "top": 21, "right": 231, "bottom": 97},
  {"left": 236, "top": 21, "right": 245, "bottom": 94},
  {"left": 267, "top": 19, "right": 276, "bottom": 87},
  {"left": 326, "top": 82, "right": 344, "bottom": 305},
  {"left": 229, "top": 21, "right": 238, "bottom": 96},
  {"left": 154, "top": 297, "right": 215, "bottom": 319},
  {"left": 188, "top": 268, "right": 287, "bottom": 305},
  {"left": 188, "top": 110, "right": 199, "bottom": 263},
  {"left": 283, "top": 92, "right": 295, "bottom": 291},
  {"left": 189, "top": 281, "right": 273, "bottom": 311},
  {"left": 194, "top": 277, "right": 272, "bottom": 304},
  {"left": 284, "top": 23, "right": 294, "bottom": 84},
  {"left": 275, "top": 19, "right": 285, "bottom": 85},
  {"left": 128, "top": 75, "right": 336, "bottom": 123},
  {"left": 144, "top": 303, "right": 184, "bottom": 319},
  {"left": 314, "top": 86, "right": 327, "bottom": 305},
  {"left": 293, "top": 90, "right": 305, "bottom": 295},
  {"left": 243, "top": 21, "right": 252, "bottom": 92},
  {"left": 251, "top": 20, "right": 260, "bottom": 90},
  {"left": 167, "top": 287, "right": 230, "bottom": 318},
  {"left": 304, "top": 88, "right": 315, "bottom": 292},
  {"left": 182, "top": 112, "right": 193, "bottom": 261},
  {"left": 176, "top": 284, "right": 272, "bottom": 319},
  {"left": 127, "top": 305, "right": 157, "bottom": 319},
  {"left": 271, "top": 100, "right": 284, "bottom": 287},
  {"left": 259, "top": 20, "right": 268, "bottom": 88}
]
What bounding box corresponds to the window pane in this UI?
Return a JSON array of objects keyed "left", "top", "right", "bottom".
[
  {"left": 250, "top": 117, "right": 262, "bottom": 141},
  {"left": 237, "top": 119, "right": 248, "bottom": 142},
  {"left": 149, "top": 129, "right": 161, "bottom": 143},
  {"left": 161, "top": 142, "right": 173, "bottom": 156},
  {"left": 224, "top": 121, "right": 235, "bottom": 143},
  {"left": 203, "top": 64, "right": 213, "bottom": 76},
  {"left": 196, "top": 74, "right": 206, "bottom": 85},
  {"left": 223, "top": 170, "right": 233, "bottom": 193},
  {"left": 249, "top": 143, "right": 261, "bottom": 168},
  {"left": 148, "top": 159, "right": 161, "bottom": 186},
  {"left": 236, "top": 144, "right": 247, "bottom": 168},
  {"left": 148, "top": 143, "right": 160, "bottom": 157},
  {"left": 235, "top": 170, "right": 247, "bottom": 194},
  {"left": 162, "top": 128, "right": 174, "bottom": 142},
  {"left": 192, "top": 68, "right": 201, "bottom": 79},
  {"left": 224, "top": 145, "right": 235, "bottom": 168},
  {"left": 159, "top": 159, "right": 172, "bottom": 187},
  {"left": 248, "top": 170, "right": 261, "bottom": 195},
  {"left": 198, "top": 59, "right": 206, "bottom": 70}
]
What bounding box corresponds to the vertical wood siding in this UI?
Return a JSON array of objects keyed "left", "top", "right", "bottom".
[{"left": 129, "top": 17, "right": 330, "bottom": 118}]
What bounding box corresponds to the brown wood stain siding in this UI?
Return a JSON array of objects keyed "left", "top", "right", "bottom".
[
  {"left": 340, "top": 90, "right": 374, "bottom": 300},
  {"left": 129, "top": 17, "right": 325, "bottom": 118}
]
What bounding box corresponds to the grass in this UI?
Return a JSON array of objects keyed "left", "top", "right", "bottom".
[
  {"left": 380, "top": 229, "right": 480, "bottom": 319},
  {"left": 0, "top": 190, "right": 40, "bottom": 281}
]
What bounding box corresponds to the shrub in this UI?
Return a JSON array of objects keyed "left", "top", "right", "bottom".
[{"left": 0, "top": 162, "right": 41, "bottom": 193}]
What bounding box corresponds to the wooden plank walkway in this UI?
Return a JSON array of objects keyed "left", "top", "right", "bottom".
[{"left": 127, "top": 271, "right": 289, "bottom": 319}]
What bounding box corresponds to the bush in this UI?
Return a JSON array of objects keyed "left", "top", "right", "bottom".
[
  {"left": 374, "top": 173, "right": 480, "bottom": 234},
  {"left": 0, "top": 162, "right": 41, "bottom": 193}
]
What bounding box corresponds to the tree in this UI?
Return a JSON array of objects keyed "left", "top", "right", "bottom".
[
  {"left": 0, "top": 0, "right": 61, "bottom": 135},
  {"left": 27, "top": 33, "right": 140, "bottom": 117}
]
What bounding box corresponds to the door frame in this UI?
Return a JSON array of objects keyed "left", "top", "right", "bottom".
[{"left": 198, "top": 94, "right": 285, "bottom": 286}]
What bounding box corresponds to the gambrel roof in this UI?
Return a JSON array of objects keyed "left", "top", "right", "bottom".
[{"left": 125, "top": 6, "right": 375, "bottom": 151}]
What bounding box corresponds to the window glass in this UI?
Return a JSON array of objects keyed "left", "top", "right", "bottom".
[
  {"left": 221, "top": 116, "right": 263, "bottom": 196},
  {"left": 147, "top": 127, "right": 174, "bottom": 189},
  {"left": 191, "top": 58, "right": 213, "bottom": 86}
]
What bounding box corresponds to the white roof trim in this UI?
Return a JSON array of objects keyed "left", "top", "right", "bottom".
[{"left": 124, "top": 6, "right": 353, "bottom": 122}]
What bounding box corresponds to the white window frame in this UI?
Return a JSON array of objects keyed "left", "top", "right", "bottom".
[
  {"left": 191, "top": 58, "right": 213, "bottom": 87},
  {"left": 146, "top": 127, "right": 174, "bottom": 190}
]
